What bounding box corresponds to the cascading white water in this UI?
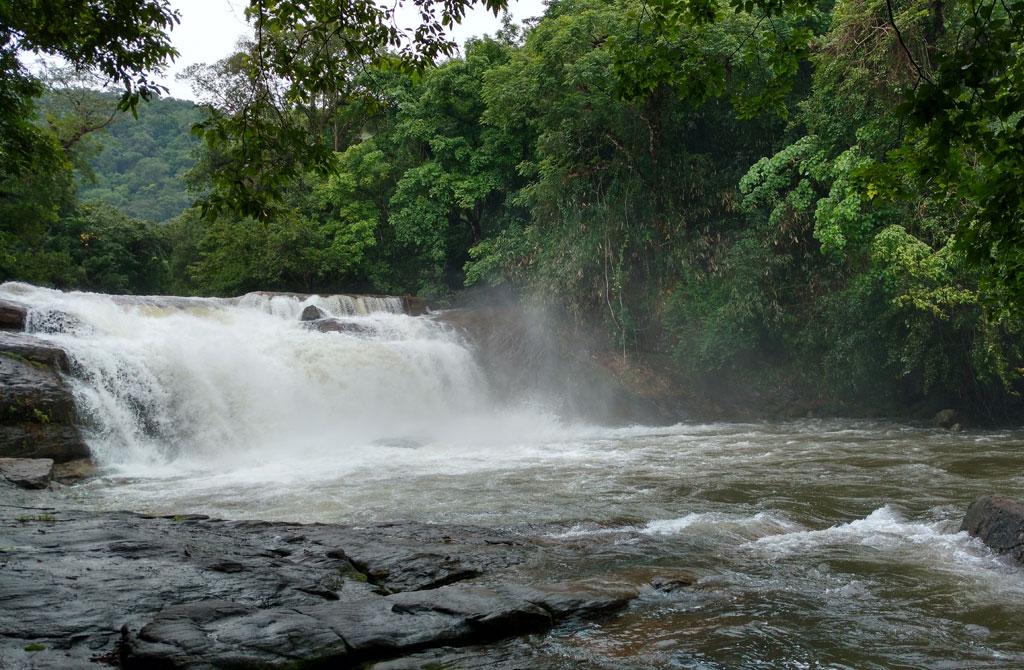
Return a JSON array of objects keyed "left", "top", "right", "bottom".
[
  {"left": 238, "top": 292, "right": 405, "bottom": 318},
  {"left": 0, "top": 282, "right": 508, "bottom": 470}
]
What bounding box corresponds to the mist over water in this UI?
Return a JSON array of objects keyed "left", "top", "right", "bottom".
[{"left": 4, "top": 281, "right": 1024, "bottom": 668}]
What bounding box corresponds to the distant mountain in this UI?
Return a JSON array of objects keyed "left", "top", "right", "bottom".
[{"left": 78, "top": 96, "right": 203, "bottom": 223}]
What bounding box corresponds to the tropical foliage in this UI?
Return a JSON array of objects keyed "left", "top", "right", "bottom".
[{"left": 1, "top": 0, "right": 1022, "bottom": 418}]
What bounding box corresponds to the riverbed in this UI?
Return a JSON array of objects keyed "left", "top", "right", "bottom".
[{"left": 67, "top": 420, "right": 1024, "bottom": 669}]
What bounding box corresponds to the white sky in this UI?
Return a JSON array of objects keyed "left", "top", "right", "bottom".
[{"left": 161, "top": 0, "right": 547, "bottom": 99}]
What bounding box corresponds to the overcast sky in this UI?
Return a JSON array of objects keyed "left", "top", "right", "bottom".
[{"left": 161, "top": 0, "right": 546, "bottom": 99}]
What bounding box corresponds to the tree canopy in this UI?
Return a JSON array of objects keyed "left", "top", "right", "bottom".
[{"left": 1, "top": 0, "right": 1023, "bottom": 419}]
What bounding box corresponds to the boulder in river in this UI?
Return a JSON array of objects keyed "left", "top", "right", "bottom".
[
  {"left": 0, "top": 457, "right": 53, "bottom": 489},
  {"left": 961, "top": 494, "right": 1024, "bottom": 564},
  {"left": 300, "top": 304, "right": 328, "bottom": 321},
  {"left": 0, "top": 298, "right": 27, "bottom": 331},
  {"left": 0, "top": 332, "right": 90, "bottom": 462},
  {"left": 935, "top": 408, "right": 960, "bottom": 429}
]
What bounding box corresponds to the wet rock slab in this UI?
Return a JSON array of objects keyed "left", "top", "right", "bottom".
[
  {"left": 0, "top": 507, "right": 636, "bottom": 669},
  {"left": 0, "top": 332, "right": 90, "bottom": 462},
  {"left": 961, "top": 494, "right": 1024, "bottom": 564},
  {"left": 306, "top": 317, "right": 376, "bottom": 336}
]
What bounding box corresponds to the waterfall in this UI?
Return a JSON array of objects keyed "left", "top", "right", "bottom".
[{"left": 0, "top": 282, "right": 495, "bottom": 468}]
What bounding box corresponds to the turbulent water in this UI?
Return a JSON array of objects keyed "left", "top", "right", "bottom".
[{"left": 3, "top": 281, "right": 1024, "bottom": 668}]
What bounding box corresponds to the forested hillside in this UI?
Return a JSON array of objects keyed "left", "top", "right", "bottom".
[
  {"left": 2, "top": 0, "right": 1022, "bottom": 420},
  {"left": 77, "top": 96, "right": 201, "bottom": 223}
]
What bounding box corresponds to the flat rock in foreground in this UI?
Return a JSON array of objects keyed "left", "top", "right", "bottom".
[
  {"left": 0, "top": 457, "right": 53, "bottom": 489},
  {"left": 961, "top": 494, "right": 1024, "bottom": 564},
  {"left": 0, "top": 508, "right": 636, "bottom": 669}
]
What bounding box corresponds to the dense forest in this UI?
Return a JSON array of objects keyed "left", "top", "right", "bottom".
[
  {"left": 76, "top": 95, "right": 200, "bottom": 223},
  {"left": 1, "top": 0, "right": 1023, "bottom": 419}
]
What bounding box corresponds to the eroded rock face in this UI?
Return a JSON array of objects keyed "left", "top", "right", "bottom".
[
  {"left": 0, "top": 333, "right": 89, "bottom": 462},
  {"left": 0, "top": 298, "right": 27, "bottom": 331},
  {"left": 0, "top": 510, "right": 637, "bottom": 669},
  {"left": 961, "top": 495, "right": 1024, "bottom": 564}
]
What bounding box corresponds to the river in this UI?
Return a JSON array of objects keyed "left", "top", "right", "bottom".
[{"left": 3, "top": 281, "right": 1023, "bottom": 668}]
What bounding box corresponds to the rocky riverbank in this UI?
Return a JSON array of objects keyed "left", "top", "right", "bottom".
[
  {"left": 5, "top": 487, "right": 1022, "bottom": 669},
  {"left": 0, "top": 496, "right": 649, "bottom": 669}
]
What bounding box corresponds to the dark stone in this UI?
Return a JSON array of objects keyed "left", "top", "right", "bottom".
[
  {"left": 497, "top": 582, "right": 636, "bottom": 619},
  {"left": 0, "top": 457, "right": 53, "bottom": 489},
  {"left": 0, "top": 298, "right": 27, "bottom": 331},
  {"left": 0, "top": 335, "right": 89, "bottom": 462},
  {"left": 961, "top": 494, "right": 1024, "bottom": 564},
  {"left": 935, "top": 408, "right": 960, "bottom": 429},
  {"left": 307, "top": 318, "right": 375, "bottom": 336},
  {"left": 402, "top": 296, "right": 429, "bottom": 316},
  {"left": 299, "top": 304, "right": 328, "bottom": 321},
  {"left": 206, "top": 560, "right": 246, "bottom": 573},
  {"left": 0, "top": 509, "right": 640, "bottom": 668},
  {"left": 650, "top": 572, "right": 697, "bottom": 593}
]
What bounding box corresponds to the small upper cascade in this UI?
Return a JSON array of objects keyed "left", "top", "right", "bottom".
[
  {"left": 0, "top": 282, "right": 419, "bottom": 326},
  {"left": 238, "top": 292, "right": 409, "bottom": 319}
]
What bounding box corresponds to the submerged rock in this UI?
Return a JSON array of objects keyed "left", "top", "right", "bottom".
[
  {"left": 961, "top": 495, "right": 1024, "bottom": 564},
  {"left": 307, "top": 317, "right": 375, "bottom": 336},
  {"left": 0, "top": 510, "right": 638, "bottom": 669},
  {"left": 299, "top": 304, "right": 328, "bottom": 321},
  {"left": 0, "top": 457, "right": 53, "bottom": 489},
  {"left": 650, "top": 572, "right": 698, "bottom": 593},
  {"left": 0, "top": 298, "right": 27, "bottom": 331},
  {"left": 0, "top": 333, "right": 89, "bottom": 462}
]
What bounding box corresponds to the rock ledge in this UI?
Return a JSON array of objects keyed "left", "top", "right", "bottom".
[{"left": 0, "top": 508, "right": 637, "bottom": 669}]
